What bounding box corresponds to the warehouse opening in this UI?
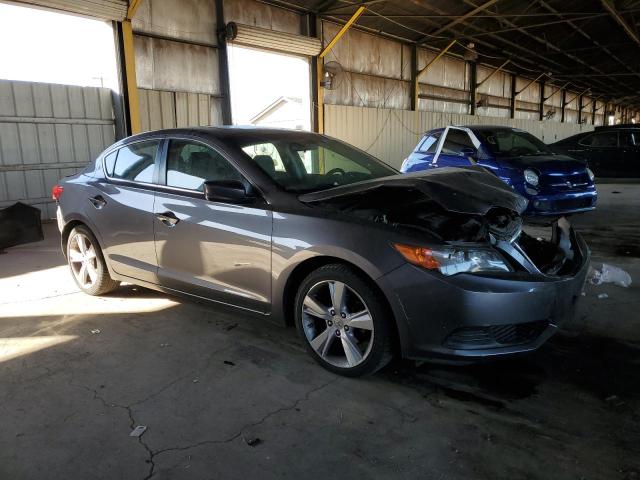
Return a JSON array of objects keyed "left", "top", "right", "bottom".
[
  {"left": 228, "top": 45, "right": 311, "bottom": 131},
  {"left": 0, "top": 3, "right": 118, "bottom": 90}
]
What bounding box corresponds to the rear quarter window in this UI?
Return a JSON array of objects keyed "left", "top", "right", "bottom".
[
  {"left": 417, "top": 132, "right": 441, "bottom": 154},
  {"left": 103, "top": 151, "right": 117, "bottom": 176},
  {"left": 108, "top": 141, "right": 159, "bottom": 183}
]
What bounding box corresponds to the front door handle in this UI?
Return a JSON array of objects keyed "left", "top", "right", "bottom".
[
  {"left": 89, "top": 195, "right": 106, "bottom": 209},
  {"left": 156, "top": 211, "right": 179, "bottom": 227}
]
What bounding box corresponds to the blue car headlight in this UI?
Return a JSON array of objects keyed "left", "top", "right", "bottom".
[
  {"left": 394, "top": 244, "right": 512, "bottom": 276},
  {"left": 524, "top": 168, "right": 539, "bottom": 187},
  {"left": 586, "top": 167, "right": 595, "bottom": 182}
]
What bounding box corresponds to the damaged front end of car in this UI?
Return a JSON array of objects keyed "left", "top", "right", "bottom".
[
  {"left": 300, "top": 167, "right": 590, "bottom": 360},
  {"left": 300, "top": 167, "right": 586, "bottom": 279}
]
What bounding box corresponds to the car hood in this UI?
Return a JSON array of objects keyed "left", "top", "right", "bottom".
[
  {"left": 496, "top": 154, "right": 587, "bottom": 174},
  {"left": 298, "top": 166, "right": 528, "bottom": 215}
]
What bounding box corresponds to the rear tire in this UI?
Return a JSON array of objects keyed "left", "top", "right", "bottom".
[
  {"left": 294, "top": 264, "right": 393, "bottom": 377},
  {"left": 66, "top": 225, "right": 119, "bottom": 296}
]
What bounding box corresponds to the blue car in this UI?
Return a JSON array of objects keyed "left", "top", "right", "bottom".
[{"left": 401, "top": 126, "right": 597, "bottom": 216}]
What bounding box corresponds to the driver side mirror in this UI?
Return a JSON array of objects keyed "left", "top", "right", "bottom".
[
  {"left": 204, "top": 180, "right": 255, "bottom": 203},
  {"left": 460, "top": 146, "right": 478, "bottom": 163}
]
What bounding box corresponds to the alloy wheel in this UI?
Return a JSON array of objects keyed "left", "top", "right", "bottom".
[
  {"left": 301, "top": 280, "right": 374, "bottom": 368},
  {"left": 68, "top": 233, "right": 99, "bottom": 289}
]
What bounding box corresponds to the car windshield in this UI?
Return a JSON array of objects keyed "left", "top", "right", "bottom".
[
  {"left": 232, "top": 135, "right": 398, "bottom": 193},
  {"left": 475, "top": 129, "right": 553, "bottom": 157}
]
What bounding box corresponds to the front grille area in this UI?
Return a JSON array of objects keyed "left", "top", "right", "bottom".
[
  {"left": 444, "top": 320, "right": 549, "bottom": 350},
  {"left": 553, "top": 197, "right": 593, "bottom": 211},
  {"left": 540, "top": 172, "right": 590, "bottom": 191}
]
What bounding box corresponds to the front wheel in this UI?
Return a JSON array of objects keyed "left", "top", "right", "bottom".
[
  {"left": 294, "top": 264, "right": 393, "bottom": 377},
  {"left": 66, "top": 225, "right": 119, "bottom": 296}
]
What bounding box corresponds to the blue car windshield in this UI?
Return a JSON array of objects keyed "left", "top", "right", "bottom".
[{"left": 475, "top": 129, "right": 553, "bottom": 157}]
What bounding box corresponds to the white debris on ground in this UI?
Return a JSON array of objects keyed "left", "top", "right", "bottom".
[{"left": 588, "top": 263, "right": 632, "bottom": 288}]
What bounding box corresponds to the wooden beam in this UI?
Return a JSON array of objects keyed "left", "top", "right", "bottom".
[
  {"left": 319, "top": 6, "right": 365, "bottom": 58},
  {"left": 476, "top": 59, "right": 510, "bottom": 89},
  {"left": 127, "top": 0, "right": 142, "bottom": 20},
  {"left": 601, "top": 0, "right": 640, "bottom": 46},
  {"left": 416, "top": 39, "right": 456, "bottom": 80},
  {"left": 428, "top": 0, "right": 499, "bottom": 38}
]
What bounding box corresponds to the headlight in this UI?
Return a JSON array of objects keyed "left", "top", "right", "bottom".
[
  {"left": 524, "top": 168, "right": 539, "bottom": 187},
  {"left": 586, "top": 167, "right": 595, "bottom": 182},
  {"left": 394, "top": 244, "right": 511, "bottom": 276}
]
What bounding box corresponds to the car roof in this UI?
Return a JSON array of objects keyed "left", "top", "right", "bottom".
[
  {"left": 459, "top": 125, "right": 520, "bottom": 132},
  {"left": 594, "top": 124, "right": 639, "bottom": 130},
  {"left": 117, "top": 126, "right": 320, "bottom": 146}
]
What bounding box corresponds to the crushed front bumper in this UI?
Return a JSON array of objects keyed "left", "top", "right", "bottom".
[{"left": 378, "top": 227, "right": 590, "bottom": 362}]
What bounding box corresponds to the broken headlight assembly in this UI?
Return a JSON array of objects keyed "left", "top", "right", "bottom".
[{"left": 394, "top": 243, "right": 512, "bottom": 276}]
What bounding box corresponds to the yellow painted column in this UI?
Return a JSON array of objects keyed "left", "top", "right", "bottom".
[{"left": 122, "top": 19, "right": 141, "bottom": 134}]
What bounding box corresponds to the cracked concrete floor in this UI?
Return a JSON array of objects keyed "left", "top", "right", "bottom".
[{"left": 1, "top": 184, "right": 639, "bottom": 480}]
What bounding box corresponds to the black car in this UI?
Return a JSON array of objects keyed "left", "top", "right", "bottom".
[{"left": 551, "top": 125, "right": 640, "bottom": 178}]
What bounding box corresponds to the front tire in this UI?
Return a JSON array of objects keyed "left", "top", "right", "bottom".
[
  {"left": 294, "top": 264, "right": 393, "bottom": 377},
  {"left": 66, "top": 225, "right": 119, "bottom": 296}
]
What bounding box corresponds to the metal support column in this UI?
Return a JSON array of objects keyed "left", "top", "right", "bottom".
[
  {"left": 591, "top": 98, "right": 597, "bottom": 125},
  {"left": 121, "top": 19, "right": 140, "bottom": 134},
  {"left": 215, "top": 0, "right": 232, "bottom": 125},
  {"left": 509, "top": 74, "right": 516, "bottom": 119},
  {"left": 307, "top": 13, "right": 319, "bottom": 132},
  {"left": 539, "top": 79, "right": 545, "bottom": 121},
  {"left": 113, "top": 22, "right": 130, "bottom": 137},
  {"left": 469, "top": 61, "right": 477, "bottom": 115},
  {"left": 116, "top": 0, "right": 143, "bottom": 135},
  {"left": 410, "top": 44, "right": 418, "bottom": 111},
  {"left": 578, "top": 94, "right": 583, "bottom": 124},
  {"left": 561, "top": 89, "right": 566, "bottom": 123},
  {"left": 316, "top": 6, "right": 365, "bottom": 134}
]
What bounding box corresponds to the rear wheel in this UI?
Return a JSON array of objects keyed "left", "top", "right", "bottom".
[
  {"left": 294, "top": 264, "right": 393, "bottom": 377},
  {"left": 66, "top": 225, "right": 119, "bottom": 296}
]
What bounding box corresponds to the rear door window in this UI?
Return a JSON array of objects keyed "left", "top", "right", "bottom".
[
  {"left": 109, "top": 141, "right": 159, "bottom": 183},
  {"left": 166, "top": 139, "right": 244, "bottom": 191},
  {"left": 579, "top": 132, "right": 618, "bottom": 147},
  {"left": 620, "top": 130, "right": 639, "bottom": 147}
]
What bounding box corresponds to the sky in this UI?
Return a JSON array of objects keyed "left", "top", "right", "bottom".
[
  {"left": 0, "top": 3, "right": 119, "bottom": 91},
  {"left": 227, "top": 45, "right": 311, "bottom": 128}
]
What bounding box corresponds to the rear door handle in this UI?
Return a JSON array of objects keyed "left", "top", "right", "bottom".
[
  {"left": 156, "top": 211, "right": 179, "bottom": 227},
  {"left": 89, "top": 195, "right": 106, "bottom": 209}
]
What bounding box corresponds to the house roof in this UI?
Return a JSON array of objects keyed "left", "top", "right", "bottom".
[{"left": 250, "top": 96, "right": 303, "bottom": 124}]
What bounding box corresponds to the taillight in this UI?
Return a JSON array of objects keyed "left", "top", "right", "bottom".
[{"left": 52, "top": 185, "right": 64, "bottom": 201}]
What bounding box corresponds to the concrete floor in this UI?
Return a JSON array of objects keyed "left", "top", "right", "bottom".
[{"left": 1, "top": 184, "right": 639, "bottom": 480}]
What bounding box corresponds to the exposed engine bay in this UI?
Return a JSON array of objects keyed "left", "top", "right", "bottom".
[{"left": 302, "top": 182, "right": 580, "bottom": 277}]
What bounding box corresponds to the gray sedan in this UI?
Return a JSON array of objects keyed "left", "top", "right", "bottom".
[{"left": 53, "top": 127, "right": 589, "bottom": 376}]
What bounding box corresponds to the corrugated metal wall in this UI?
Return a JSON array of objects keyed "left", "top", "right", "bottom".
[
  {"left": 318, "top": 19, "right": 625, "bottom": 127},
  {"left": 133, "top": 0, "right": 224, "bottom": 132},
  {"left": 0, "top": 79, "right": 115, "bottom": 218},
  {"left": 324, "top": 104, "right": 594, "bottom": 169},
  {"left": 7, "top": 0, "right": 127, "bottom": 20},
  {"left": 138, "top": 88, "right": 222, "bottom": 131}
]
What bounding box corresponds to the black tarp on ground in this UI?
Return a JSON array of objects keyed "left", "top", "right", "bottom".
[{"left": 0, "top": 202, "right": 44, "bottom": 250}]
